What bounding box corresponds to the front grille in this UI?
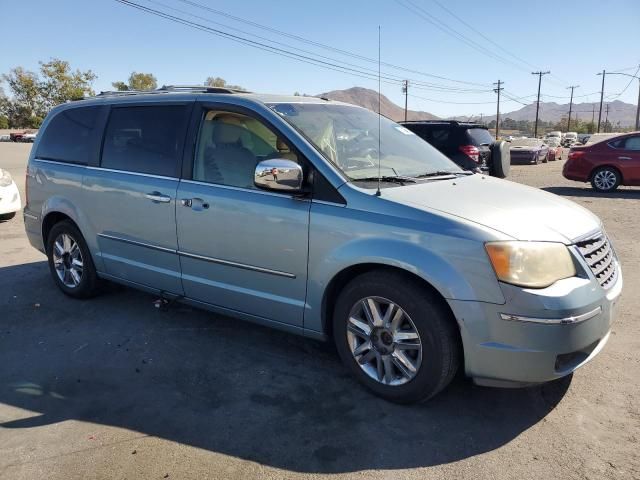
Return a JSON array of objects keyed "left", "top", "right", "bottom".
[{"left": 575, "top": 233, "right": 618, "bottom": 289}]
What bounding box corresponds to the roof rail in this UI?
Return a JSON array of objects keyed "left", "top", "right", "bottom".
[
  {"left": 94, "top": 89, "right": 170, "bottom": 98},
  {"left": 159, "top": 85, "right": 252, "bottom": 94},
  {"left": 91, "top": 85, "right": 252, "bottom": 99}
]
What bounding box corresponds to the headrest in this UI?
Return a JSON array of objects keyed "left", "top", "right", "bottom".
[{"left": 212, "top": 115, "right": 245, "bottom": 145}]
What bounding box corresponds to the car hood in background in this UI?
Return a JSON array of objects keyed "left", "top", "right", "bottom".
[
  {"left": 382, "top": 175, "right": 601, "bottom": 243},
  {"left": 510, "top": 145, "right": 542, "bottom": 152}
]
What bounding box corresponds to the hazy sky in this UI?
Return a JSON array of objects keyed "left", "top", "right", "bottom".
[{"left": 2, "top": 0, "right": 639, "bottom": 117}]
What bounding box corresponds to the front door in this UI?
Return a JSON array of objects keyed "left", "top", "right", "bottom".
[
  {"left": 176, "top": 107, "right": 310, "bottom": 326},
  {"left": 83, "top": 103, "right": 191, "bottom": 294}
]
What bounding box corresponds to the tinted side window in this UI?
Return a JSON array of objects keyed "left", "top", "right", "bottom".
[
  {"left": 101, "top": 106, "right": 187, "bottom": 177},
  {"left": 36, "top": 106, "right": 101, "bottom": 164},
  {"left": 623, "top": 136, "right": 640, "bottom": 151}
]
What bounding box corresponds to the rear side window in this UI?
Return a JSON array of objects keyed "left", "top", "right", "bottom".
[
  {"left": 101, "top": 105, "right": 188, "bottom": 177},
  {"left": 623, "top": 136, "right": 640, "bottom": 151},
  {"left": 36, "top": 106, "right": 101, "bottom": 164},
  {"left": 465, "top": 128, "right": 494, "bottom": 146}
]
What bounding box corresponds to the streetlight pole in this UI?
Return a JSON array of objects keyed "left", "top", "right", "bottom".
[
  {"left": 566, "top": 85, "right": 579, "bottom": 132},
  {"left": 601, "top": 71, "right": 640, "bottom": 131},
  {"left": 532, "top": 71, "right": 550, "bottom": 138}
]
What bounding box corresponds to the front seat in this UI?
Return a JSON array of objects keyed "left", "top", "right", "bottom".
[{"left": 204, "top": 116, "right": 257, "bottom": 188}]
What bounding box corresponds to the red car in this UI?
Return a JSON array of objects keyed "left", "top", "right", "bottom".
[{"left": 563, "top": 132, "right": 640, "bottom": 192}]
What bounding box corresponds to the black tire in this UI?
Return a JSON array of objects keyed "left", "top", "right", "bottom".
[
  {"left": 490, "top": 140, "right": 510, "bottom": 178},
  {"left": 46, "top": 220, "right": 100, "bottom": 298},
  {"left": 590, "top": 167, "right": 621, "bottom": 192},
  {"left": 0, "top": 211, "right": 16, "bottom": 221},
  {"left": 542, "top": 152, "right": 549, "bottom": 163},
  {"left": 333, "top": 270, "right": 461, "bottom": 404}
]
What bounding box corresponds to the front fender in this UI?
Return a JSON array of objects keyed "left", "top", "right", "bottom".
[{"left": 304, "top": 219, "right": 505, "bottom": 333}]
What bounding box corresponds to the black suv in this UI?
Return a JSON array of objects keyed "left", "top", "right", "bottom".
[{"left": 400, "top": 120, "right": 510, "bottom": 178}]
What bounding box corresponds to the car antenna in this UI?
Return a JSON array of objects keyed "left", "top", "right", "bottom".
[{"left": 376, "top": 25, "right": 382, "bottom": 197}]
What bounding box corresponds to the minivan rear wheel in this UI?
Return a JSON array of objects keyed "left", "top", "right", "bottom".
[
  {"left": 46, "top": 220, "right": 99, "bottom": 298},
  {"left": 333, "top": 271, "right": 460, "bottom": 403}
]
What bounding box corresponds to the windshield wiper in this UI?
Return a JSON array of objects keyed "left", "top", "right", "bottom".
[
  {"left": 353, "top": 175, "right": 417, "bottom": 184},
  {"left": 415, "top": 170, "right": 471, "bottom": 178}
]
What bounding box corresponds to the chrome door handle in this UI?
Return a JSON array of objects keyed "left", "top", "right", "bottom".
[
  {"left": 145, "top": 192, "right": 171, "bottom": 203},
  {"left": 618, "top": 156, "right": 631, "bottom": 160},
  {"left": 180, "top": 198, "right": 192, "bottom": 207}
]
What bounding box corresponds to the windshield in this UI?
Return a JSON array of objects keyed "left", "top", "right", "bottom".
[
  {"left": 268, "top": 103, "right": 461, "bottom": 182},
  {"left": 511, "top": 139, "right": 541, "bottom": 147},
  {"left": 544, "top": 138, "right": 560, "bottom": 146}
]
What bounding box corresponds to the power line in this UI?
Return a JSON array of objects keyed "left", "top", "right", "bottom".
[
  {"left": 126, "top": 0, "right": 495, "bottom": 95},
  {"left": 394, "top": 0, "right": 532, "bottom": 74},
  {"left": 171, "top": 0, "right": 492, "bottom": 89}
]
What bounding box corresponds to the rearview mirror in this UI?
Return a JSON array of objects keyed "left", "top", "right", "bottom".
[{"left": 254, "top": 159, "right": 304, "bottom": 193}]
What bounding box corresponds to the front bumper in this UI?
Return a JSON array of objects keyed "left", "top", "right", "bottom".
[
  {"left": 0, "top": 181, "right": 21, "bottom": 215},
  {"left": 448, "top": 261, "right": 622, "bottom": 387}
]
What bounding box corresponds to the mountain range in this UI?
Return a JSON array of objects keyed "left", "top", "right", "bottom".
[{"left": 319, "top": 87, "right": 638, "bottom": 126}]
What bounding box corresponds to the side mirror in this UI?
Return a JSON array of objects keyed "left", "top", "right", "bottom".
[{"left": 254, "top": 159, "right": 305, "bottom": 193}]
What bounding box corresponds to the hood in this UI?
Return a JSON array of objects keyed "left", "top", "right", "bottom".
[
  {"left": 381, "top": 175, "right": 601, "bottom": 243},
  {"left": 510, "top": 145, "right": 542, "bottom": 152}
]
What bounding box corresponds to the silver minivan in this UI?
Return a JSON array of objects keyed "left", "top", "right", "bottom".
[{"left": 24, "top": 87, "right": 622, "bottom": 403}]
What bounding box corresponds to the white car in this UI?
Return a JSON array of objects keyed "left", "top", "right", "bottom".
[
  {"left": 21, "top": 132, "right": 37, "bottom": 143},
  {"left": 0, "top": 168, "right": 21, "bottom": 220},
  {"left": 0, "top": 134, "right": 11, "bottom": 142}
]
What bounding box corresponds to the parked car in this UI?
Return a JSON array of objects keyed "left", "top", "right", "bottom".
[
  {"left": 544, "top": 137, "right": 563, "bottom": 161},
  {"left": 0, "top": 168, "right": 21, "bottom": 220},
  {"left": 578, "top": 133, "right": 591, "bottom": 145},
  {"left": 21, "top": 131, "right": 37, "bottom": 143},
  {"left": 24, "top": 88, "right": 621, "bottom": 403},
  {"left": 399, "top": 120, "right": 510, "bottom": 178},
  {"left": 545, "top": 131, "right": 562, "bottom": 141},
  {"left": 509, "top": 138, "right": 549, "bottom": 164},
  {"left": 563, "top": 132, "right": 640, "bottom": 192},
  {"left": 9, "top": 131, "right": 26, "bottom": 142},
  {"left": 562, "top": 132, "right": 578, "bottom": 147},
  {"left": 0, "top": 134, "right": 11, "bottom": 142}
]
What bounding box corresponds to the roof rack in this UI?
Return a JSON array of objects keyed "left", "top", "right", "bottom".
[
  {"left": 159, "top": 84, "right": 251, "bottom": 94},
  {"left": 92, "top": 84, "right": 252, "bottom": 99}
]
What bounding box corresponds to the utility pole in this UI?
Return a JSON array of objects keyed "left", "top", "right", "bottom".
[
  {"left": 566, "top": 85, "right": 579, "bottom": 132},
  {"left": 600, "top": 70, "right": 640, "bottom": 131},
  {"left": 479, "top": 113, "right": 484, "bottom": 125},
  {"left": 596, "top": 70, "right": 606, "bottom": 132},
  {"left": 604, "top": 103, "right": 610, "bottom": 132},
  {"left": 532, "top": 71, "right": 550, "bottom": 138},
  {"left": 591, "top": 105, "right": 595, "bottom": 133},
  {"left": 493, "top": 80, "right": 503, "bottom": 138},
  {"left": 402, "top": 80, "right": 409, "bottom": 122}
]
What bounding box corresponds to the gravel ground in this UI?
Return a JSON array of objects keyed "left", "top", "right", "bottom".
[{"left": 0, "top": 144, "right": 638, "bottom": 480}]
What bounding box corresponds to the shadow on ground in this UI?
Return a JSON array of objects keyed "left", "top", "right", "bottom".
[
  {"left": 543, "top": 185, "right": 640, "bottom": 199},
  {"left": 0, "top": 261, "right": 571, "bottom": 473}
]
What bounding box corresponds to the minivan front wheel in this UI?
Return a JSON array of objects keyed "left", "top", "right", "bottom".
[
  {"left": 333, "top": 271, "right": 460, "bottom": 403},
  {"left": 46, "top": 220, "right": 99, "bottom": 298}
]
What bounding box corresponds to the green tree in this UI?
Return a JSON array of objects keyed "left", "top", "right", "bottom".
[
  {"left": 0, "top": 115, "right": 8, "bottom": 129},
  {"left": 39, "top": 59, "right": 96, "bottom": 110},
  {"left": 1, "top": 59, "right": 95, "bottom": 128},
  {"left": 205, "top": 76, "right": 245, "bottom": 91},
  {"left": 112, "top": 72, "right": 158, "bottom": 91}
]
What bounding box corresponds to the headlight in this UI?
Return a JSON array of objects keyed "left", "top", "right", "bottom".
[
  {"left": 0, "top": 169, "right": 13, "bottom": 187},
  {"left": 485, "top": 241, "right": 576, "bottom": 288}
]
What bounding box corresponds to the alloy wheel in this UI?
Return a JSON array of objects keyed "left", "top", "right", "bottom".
[
  {"left": 52, "top": 233, "right": 84, "bottom": 288},
  {"left": 346, "top": 296, "right": 422, "bottom": 386},
  {"left": 593, "top": 170, "right": 617, "bottom": 191}
]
